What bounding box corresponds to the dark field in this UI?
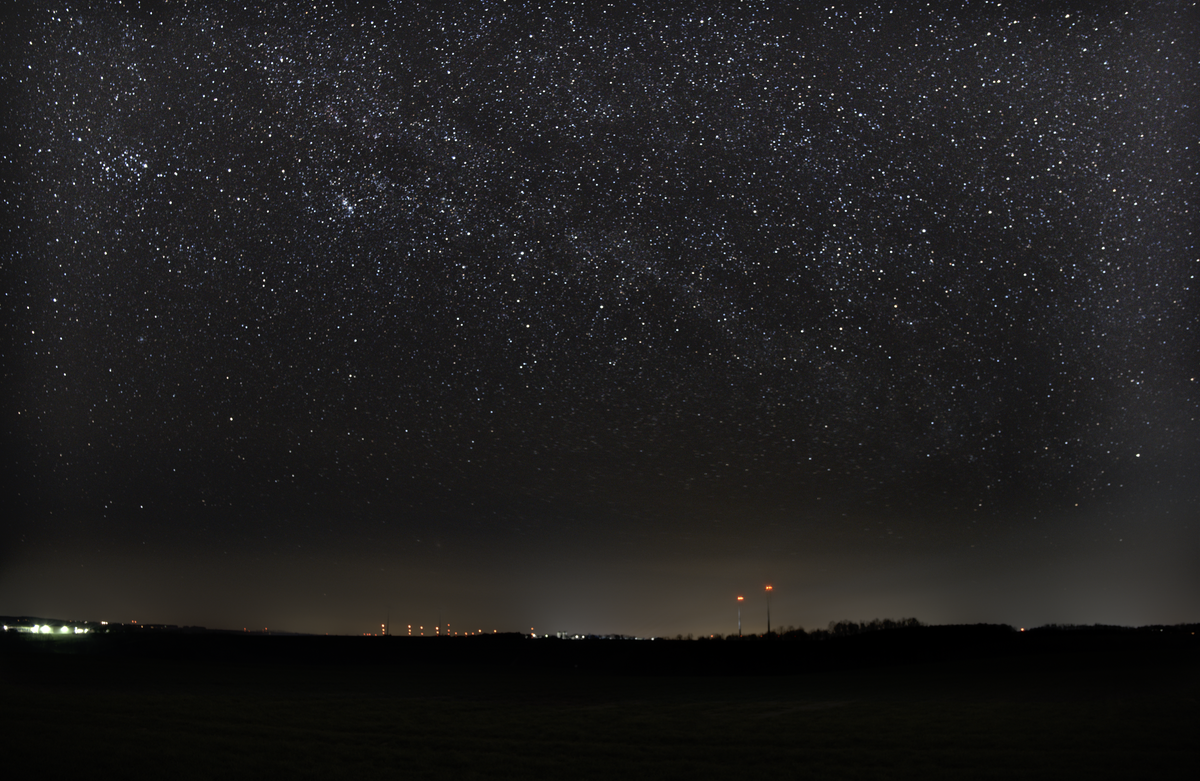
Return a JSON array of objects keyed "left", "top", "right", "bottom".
[{"left": 2, "top": 632, "right": 1196, "bottom": 779}]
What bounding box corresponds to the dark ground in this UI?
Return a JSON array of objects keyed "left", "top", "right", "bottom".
[{"left": 1, "top": 629, "right": 1196, "bottom": 778}]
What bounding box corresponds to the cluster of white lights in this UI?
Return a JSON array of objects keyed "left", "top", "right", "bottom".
[{"left": 5, "top": 624, "right": 91, "bottom": 634}]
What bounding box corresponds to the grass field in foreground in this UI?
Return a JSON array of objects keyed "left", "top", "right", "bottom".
[{"left": 2, "top": 651, "right": 1196, "bottom": 779}]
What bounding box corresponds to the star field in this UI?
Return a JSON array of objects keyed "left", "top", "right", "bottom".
[{"left": 3, "top": 2, "right": 1196, "bottom": 634}]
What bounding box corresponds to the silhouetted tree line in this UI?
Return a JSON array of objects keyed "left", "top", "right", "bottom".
[
  {"left": 696, "top": 617, "right": 925, "bottom": 641},
  {"left": 824, "top": 617, "right": 924, "bottom": 637},
  {"left": 1029, "top": 623, "right": 1200, "bottom": 635},
  {"left": 689, "top": 619, "right": 1198, "bottom": 642}
]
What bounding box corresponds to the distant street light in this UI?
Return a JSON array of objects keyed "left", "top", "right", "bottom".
[
  {"left": 765, "top": 585, "right": 773, "bottom": 634},
  {"left": 737, "top": 596, "right": 744, "bottom": 637}
]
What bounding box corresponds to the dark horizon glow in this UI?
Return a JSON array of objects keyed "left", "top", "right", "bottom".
[{"left": 3, "top": 2, "right": 1196, "bottom": 638}]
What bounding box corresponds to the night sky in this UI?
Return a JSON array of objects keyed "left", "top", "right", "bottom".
[{"left": 3, "top": 2, "right": 1197, "bottom": 637}]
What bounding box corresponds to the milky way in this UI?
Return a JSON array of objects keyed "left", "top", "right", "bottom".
[{"left": 4, "top": 3, "right": 1196, "bottom": 633}]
